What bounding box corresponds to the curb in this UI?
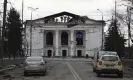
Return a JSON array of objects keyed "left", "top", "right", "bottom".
[{"left": 0, "top": 65, "right": 17, "bottom": 73}]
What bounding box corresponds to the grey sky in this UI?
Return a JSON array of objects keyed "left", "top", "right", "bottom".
[
  {"left": 0, "top": 0, "right": 131, "bottom": 46},
  {"left": 0, "top": 0, "right": 128, "bottom": 33},
  {"left": 0, "top": 0, "right": 119, "bottom": 21}
]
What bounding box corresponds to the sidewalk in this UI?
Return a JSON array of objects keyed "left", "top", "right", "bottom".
[
  {"left": 0, "top": 57, "right": 25, "bottom": 73},
  {"left": 121, "top": 59, "right": 133, "bottom": 69},
  {"left": 121, "top": 59, "right": 133, "bottom": 78},
  {"left": 44, "top": 57, "right": 93, "bottom": 62}
]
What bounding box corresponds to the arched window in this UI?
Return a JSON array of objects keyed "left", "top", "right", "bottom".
[
  {"left": 46, "top": 32, "right": 53, "bottom": 45},
  {"left": 61, "top": 32, "right": 68, "bottom": 45},
  {"left": 76, "top": 32, "right": 83, "bottom": 45}
]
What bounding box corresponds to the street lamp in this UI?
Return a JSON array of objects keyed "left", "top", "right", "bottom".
[
  {"left": 97, "top": 9, "right": 104, "bottom": 51},
  {"left": 28, "top": 7, "right": 38, "bottom": 56}
]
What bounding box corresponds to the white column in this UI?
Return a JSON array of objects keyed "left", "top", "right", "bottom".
[
  {"left": 85, "top": 30, "right": 89, "bottom": 54},
  {"left": 70, "top": 30, "right": 74, "bottom": 56},
  {"left": 55, "top": 30, "right": 59, "bottom": 56},
  {"left": 43, "top": 31, "right": 46, "bottom": 56}
]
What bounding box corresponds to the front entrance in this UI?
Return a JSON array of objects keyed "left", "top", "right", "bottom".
[
  {"left": 47, "top": 50, "right": 52, "bottom": 57},
  {"left": 77, "top": 50, "right": 82, "bottom": 57},
  {"left": 62, "top": 50, "right": 67, "bottom": 57}
]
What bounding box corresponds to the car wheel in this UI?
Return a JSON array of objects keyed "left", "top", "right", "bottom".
[
  {"left": 45, "top": 68, "right": 47, "bottom": 73},
  {"left": 93, "top": 67, "right": 96, "bottom": 72},
  {"left": 24, "top": 72, "right": 28, "bottom": 76},
  {"left": 97, "top": 72, "right": 101, "bottom": 77},
  {"left": 118, "top": 73, "right": 123, "bottom": 78},
  {"left": 42, "top": 69, "right": 46, "bottom": 75},
  {"left": 42, "top": 71, "right": 45, "bottom": 75}
]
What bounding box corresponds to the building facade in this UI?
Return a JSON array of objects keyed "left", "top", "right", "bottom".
[{"left": 25, "top": 12, "right": 105, "bottom": 57}]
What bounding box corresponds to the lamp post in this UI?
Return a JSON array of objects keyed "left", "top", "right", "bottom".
[
  {"left": 28, "top": 7, "right": 38, "bottom": 56},
  {"left": 97, "top": 9, "right": 104, "bottom": 51}
]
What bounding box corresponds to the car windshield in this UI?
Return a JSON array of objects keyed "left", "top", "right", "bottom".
[
  {"left": 26, "top": 57, "right": 42, "bottom": 62},
  {"left": 102, "top": 56, "right": 118, "bottom": 61}
]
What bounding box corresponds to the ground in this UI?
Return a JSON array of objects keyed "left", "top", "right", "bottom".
[{"left": 0, "top": 58, "right": 133, "bottom": 80}]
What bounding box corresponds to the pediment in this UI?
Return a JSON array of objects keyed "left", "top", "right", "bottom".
[
  {"left": 26, "top": 11, "right": 105, "bottom": 26},
  {"left": 42, "top": 12, "right": 85, "bottom": 24}
]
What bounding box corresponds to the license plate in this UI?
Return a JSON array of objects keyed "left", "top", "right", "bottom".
[
  {"left": 30, "top": 65, "right": 38, "bottom": 67},
  {"left": 106, "top": 65, "right": 114, "bottom": 68}
]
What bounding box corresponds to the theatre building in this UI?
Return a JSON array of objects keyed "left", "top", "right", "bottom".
[{"left": 25, "top": 12, "right": 105, "bottom": 57}]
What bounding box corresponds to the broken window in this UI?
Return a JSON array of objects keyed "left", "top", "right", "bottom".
[
  {"left": 76, "top": 32, "right": 83, "bottom": 45},
  {"left": 61, "top": 32, "right": 68, "bottom": 45},
  {"left": 46, "top": 32, "right": 53, "bottom": 45}
]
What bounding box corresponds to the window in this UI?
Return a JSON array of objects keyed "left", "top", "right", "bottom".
[
  {"left": 61, "top": 32, "right": 68, "bottom": 45},
  {"left": 46, "top": 32, "right": 53, "bottom": 45},
  {"left": 76, "top": 32, "right": 83, "bottom": 45},
  {"left": 102, "top": 56, "right": 118, "bottom": 61}
]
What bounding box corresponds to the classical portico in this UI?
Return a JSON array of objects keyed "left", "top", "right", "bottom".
[
  {"left": 25, "top": 11, "right": 105, "bottom": 57},
  {"left": 43, "top": 30, "right": 86, "bottom": 57}
]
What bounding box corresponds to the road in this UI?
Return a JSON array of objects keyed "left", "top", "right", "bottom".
[{"left": 0, "top": 58, "right": 133, "bottom": 80}]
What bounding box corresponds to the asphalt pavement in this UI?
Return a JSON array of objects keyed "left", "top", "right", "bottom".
[
  {"left": 0, "top": 58, "right": 133, "bottom": 80},
  {"left": 69, "top": 60, "right": 133, "bottom": 80}
]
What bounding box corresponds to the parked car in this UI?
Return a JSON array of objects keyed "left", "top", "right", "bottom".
[
  {"left": 96, "top": 54, "right": 123, "bottom": 78},
  {"left": 24, "top": 56, "right": 47, "bottom": 76},
  {"left": 93, "top": 51, "right": 117, "bottom": 72}
]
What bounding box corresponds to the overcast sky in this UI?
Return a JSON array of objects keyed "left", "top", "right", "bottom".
[
  {"left": 0, "top": 0, "right": 125, "bottom": 21},
  {"left": 0, "top": 0, "right": 131, "bottom": 45},
  {"left": 0, "top": 0, "right": 128, "bottom": 32}
]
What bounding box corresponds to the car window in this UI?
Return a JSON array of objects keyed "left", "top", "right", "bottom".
[
  {"left": 101, "top": 56, "right": 118, "bottom": 61},
  {"left": 26, "top": 57, "right": 42, "bottom": 62}
]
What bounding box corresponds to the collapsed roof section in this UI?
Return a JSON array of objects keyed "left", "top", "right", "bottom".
[{"left": 25, "top": 11, "right": 105, "bottom": 27}]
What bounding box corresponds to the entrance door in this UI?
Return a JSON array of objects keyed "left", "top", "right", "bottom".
[
  {"left": 77, "top": 50, "right": 82, "bottom": 57},
  {"left": 62, "top": 50, "right": 67, "bottom": 57},
  {"left": 47, "top": 50, "right": 52, "bottom": 57}
]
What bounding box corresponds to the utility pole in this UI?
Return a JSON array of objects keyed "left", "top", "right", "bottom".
[
  {"left": 22, "top": 0, "right": 24, "bottom": 24},
  {"left": 28, "top": 7, "right": 38, "bottom": 56},
  {"left": 1, "top": 0, "right": 7, "bottom": 65},
  {"left": 114, "top": 0, "right": 117, "bottom": 52},
  {"left": 115, "top": 0, "right": 116, "bottom": 21},
  {"left": 3, "top": 0, "right": 7, "bottom": 46},
  {"left": 0, "top": 13, "right": 2, "bottom": 59},
  {"left": 21, "top": 0, "right": 24, "bottom": 57},
  {"left": 127, "top": 6, "right": 131, "bottom": 59},
  {"left": 97, "top": 9, "right": 103, "bottom": 51}
]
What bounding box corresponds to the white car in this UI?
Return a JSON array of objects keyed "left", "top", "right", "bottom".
[
  {"left": 24, "top": 56, "right": 47, "bottom": 76},
  {"left": 96, "top": 55, "right": 123, "bottom": 77}
]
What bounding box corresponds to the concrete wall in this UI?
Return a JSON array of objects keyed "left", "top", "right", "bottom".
[
  {"left": 86, "top": 27, "right": 102, "bottom": 50},
  {"left": 26, "top": 27, "right": 43, "bottom": 56}
]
